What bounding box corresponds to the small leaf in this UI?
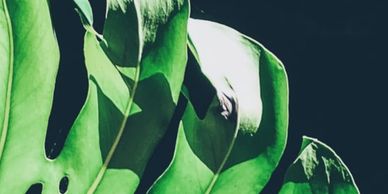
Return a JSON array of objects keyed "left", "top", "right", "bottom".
[
  {"left": 279, "top": 136, "right": 360, "bottom": 194},
  {"left": 73, "top": 0, "right": 94, "bottom": 26},
  {"left": 149, "top": 19, "right": 289, "bottom": 194}
]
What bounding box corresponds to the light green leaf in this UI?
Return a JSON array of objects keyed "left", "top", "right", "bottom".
[
  {"left": 149, "top": 19, "right": 289, "bottom": 194},
  {"left": 73, "top": 0, "right": 94, "bottom": 26},
  {"left": 0, "top": 0, "right": 12, "bottom": 152},
  {"left": 0, "top": 0, "right": 188, "bottom": 193},
  {"left": 279, "top": 136, "right": 360, "bottom": 194},
  {"left": 0, "top": 0, "right": 59, "bottom": 192}
]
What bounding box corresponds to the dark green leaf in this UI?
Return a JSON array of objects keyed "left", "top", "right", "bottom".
[
  {"left": 149, "top": 19, "right": 289, "bottom": 194},
  {"left": 279, "top": 136, "right": 360, "bottom": 194},
  {"left": 86, "top": 0, "right": 190, "bottom": 192}
]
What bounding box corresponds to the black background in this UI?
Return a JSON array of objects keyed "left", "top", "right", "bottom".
[{"left": 47, "top": 0, "right": 388, "bottom": 193}]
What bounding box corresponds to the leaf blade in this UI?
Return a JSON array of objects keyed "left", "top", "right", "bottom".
[
  {"left": 71, "top": 0, "right": 190, "bottom": 192},
  {"left": 279, "top": 136, "right": 360, "bottom": 194},
  {"left": 0, "top": 0, "right": 189, "bottom": 193},
  {"left": 0, "top": 0, "right": 60, "bottom": 192},
  {"left": 150, "top": 19, "right": 289, "bottom": 194}
]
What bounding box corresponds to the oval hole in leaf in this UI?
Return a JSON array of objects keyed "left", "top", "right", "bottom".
[
  {"left": 59, "top": 176, "right": 69, "bottom": 194},
  {"left": 26, "top": 183, "right": 43, "bottom": 194},
  {"left": 45, "top": 0, "right": 88, "bottom": 159}
]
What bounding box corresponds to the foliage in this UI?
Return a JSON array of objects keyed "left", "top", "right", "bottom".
[{"left": 0, "top": 0, "right": 359, "bottom": 193}]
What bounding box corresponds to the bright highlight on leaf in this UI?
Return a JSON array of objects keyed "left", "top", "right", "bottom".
[
  {"left": 149, "top": 19, "right": 288, "bottom": 194},
  {"left": 187, "top": 19, "right": 264, "bottom": 134}
]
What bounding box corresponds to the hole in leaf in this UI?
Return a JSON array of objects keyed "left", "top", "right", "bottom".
[
  {"left": 90, "top": 0, "right": 106, "bottom": 34},
  {"left": 59, "top": 176, "right": 69, "bottom": 194},
  {"left": 26, "top": 183, "right": 42, "bottom": 194},
  {"left": 135, "top": 94, "right": 187, "bottom": 194},
  {"left": 45, "top": 0, "right": 88, "bottom": 159}
]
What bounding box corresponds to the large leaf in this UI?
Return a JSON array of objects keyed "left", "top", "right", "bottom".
[
  {"left": 279, "top": 136, "right": 360, "bottom": 194},
  {"left": 149, "top": 19, "right": 289, "bottom": 193},
  {"left": 82, "top": 0, "right": 190, "bottom": 192},
  {"left": 0, "top": 0, "right": 188, "bottom": 193},
  {"left": 0, "top": 0, "right": 60, "bottom": 192}
]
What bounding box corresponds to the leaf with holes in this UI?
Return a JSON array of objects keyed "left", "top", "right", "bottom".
[
  {"left": 0, "top": 0, "right": 188, "bottom": 193},
  {"left": 279, "top": 136, "right": 360, "bottom": 194},
  {"left": 149, "top": 19, "right": 289, "bottom": 194},
  {"left": 0, "top": 0, "right": 361, "bottom": 193}
]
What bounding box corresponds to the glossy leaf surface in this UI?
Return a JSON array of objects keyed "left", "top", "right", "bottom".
[
  {"left": 149, "top": 19, "right": 289, "bottom": 194},
  {"left": 279, "top": 136, "right": 360, "bottom": 194},
  {"left": 0, "top": 0, "right": 360, "bottom": 193},
  {"left": 0, "top": 0, "right": 188, "bottom": 193}
]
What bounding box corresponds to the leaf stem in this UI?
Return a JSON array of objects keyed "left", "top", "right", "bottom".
[
  {"left": 204, "top": 101, "right": 240, "bottom": 194},
  {"left": 87, "top": 62, "right": 140, "bottom": 194},
  {"left": 87, "top": 2, "right": 143, "bottom": 192}
]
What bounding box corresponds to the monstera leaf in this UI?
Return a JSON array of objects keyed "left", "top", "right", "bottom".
[
  {"left": 149, "top": 19, "right": 289, "bottom": 194},
  {"left": 0, "top": 0, "right": 361, "bottom": 193},
  {"left": 0, "top": 0, "right": 188, "bottom": 193},
  {"left": 279, "top": 136, "right": 360, "bottom": 194}
]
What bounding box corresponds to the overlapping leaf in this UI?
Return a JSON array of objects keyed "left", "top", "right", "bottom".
[
  {"left": 0, "top": 0, "right": 361, "bottom": 193},
  {"left": 279, "top": 136, "right": 360, "bottom": 194},
  {"left": 81, "top": 0, "right": 190, "bottom": 192},
  {"left": 149, "top": 19, "right": 289, "bottom": 194},
  {"left": 0, "top": 0, "right": 188, "bottom": 193}
]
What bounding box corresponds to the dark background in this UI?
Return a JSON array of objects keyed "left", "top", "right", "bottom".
[{"left": 48, "top": 0, "right": 388, "bottom": 193}]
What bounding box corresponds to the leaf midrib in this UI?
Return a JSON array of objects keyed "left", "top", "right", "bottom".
[
  {"left": 203, "top": 103, "right": 240, "bottom": 194},
  {"left": 187, "top": 40, "right": 242, "bottom": 194},
  {"left": 0, "top": 0, "right": 14, "bottom": 161},
  {"left": 87, "top": 59, "right": 141, "bottom": 194},
  {"left": 203, "top": 124, "right": 239, "bottom": 194},
  {"left": 86, "top": 2, "right": 143, "bottom": 193}
]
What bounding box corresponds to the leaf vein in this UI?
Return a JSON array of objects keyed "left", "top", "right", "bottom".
[
  {"left": 0, "top": 0, "right": 14, "bottom": 162},
  {"left": 87, "top": 2, "right": 143, "bottom": 192}
]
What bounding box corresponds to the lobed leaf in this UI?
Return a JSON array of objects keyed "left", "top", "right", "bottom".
[
  {"left": 0, "top": 0, "right": 359, "bottom": 193},
  {"left": 0, "top": 0, "right": 189, "bottom": 193},
  {"left": 0, "top": 0, "right": 60, "bottom": 192}
]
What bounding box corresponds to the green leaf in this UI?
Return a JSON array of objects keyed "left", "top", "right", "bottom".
[
  {"left": 86, "top": 0, "right": 190, "bottom": 192},
  {"left": 279, "top": 136, "right": 360, "bottom": 194},
  {"left": 0, "top": 0, "right": 59, "bottom": 192},
  {"left": 0, "top": 0, "right": 12, "bottom": 154},
  {"left": 73, "top": 0, "right": 94, "bottom": 26},
  {"left": 149, "top": 19, "right": 289, "bottom": 194},
  {"left": 0, "top": 0, "right": 188, "bottom": 193}
]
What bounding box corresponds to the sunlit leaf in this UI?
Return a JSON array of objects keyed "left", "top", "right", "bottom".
[{"left": 149, "top": 19, "right": 289, "bottom": 194}]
